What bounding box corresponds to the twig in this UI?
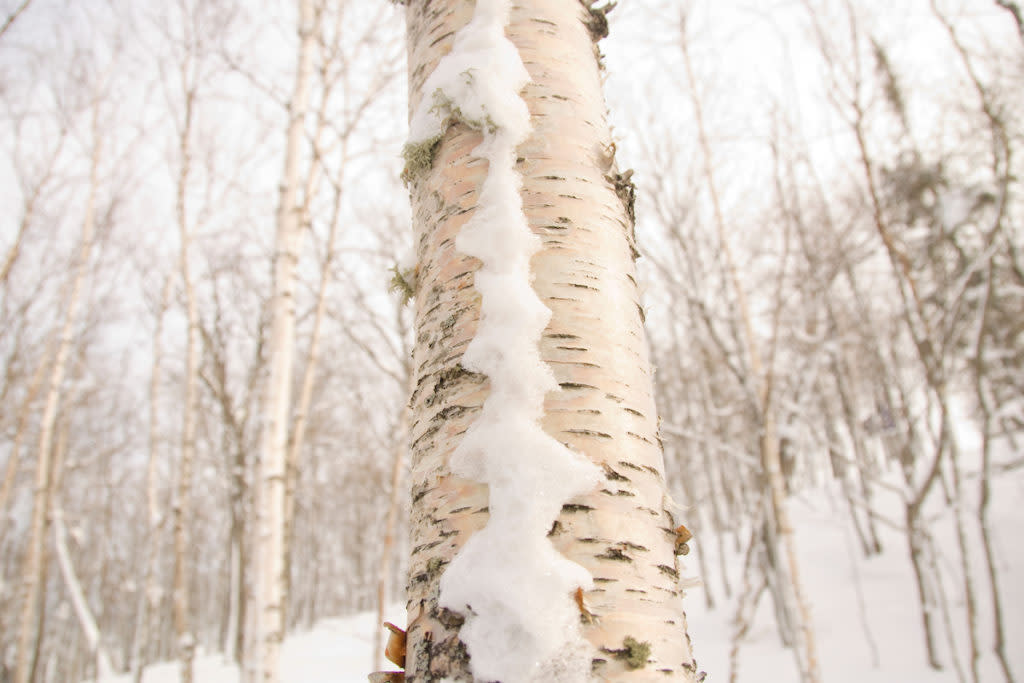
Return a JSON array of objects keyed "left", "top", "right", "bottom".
[{"left": 0, "top": 0, "right": 33, "bottom": 41}]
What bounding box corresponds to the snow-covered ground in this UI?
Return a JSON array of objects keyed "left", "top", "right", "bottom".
[
  {"left": 101, "top": 467, "right": 1023, "bottom": 683},
  {"left": 685, "top": 461, "right": 1024, "bottom": 683},
  {"left": 95, "top": 604, "right": 405, "bottom": 683}
]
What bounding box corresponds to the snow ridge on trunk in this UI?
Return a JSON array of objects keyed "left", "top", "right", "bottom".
[{"left": 406, "top": 1, "right": 601, "bottom": 681}]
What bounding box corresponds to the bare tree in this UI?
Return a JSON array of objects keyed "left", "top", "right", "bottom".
[
  {"left": 677, "top": 12, "right": 820, "bottom": 683},
  {"left": 14, "top": 89, "right": 104, "bottom": 683},
  {"left": 132, "top": 276, "right": 172, "bottom": 683},
  {"left": 249, "top": 1, "right": 317, "bottom": 681},
  {"left": 171, "top": 41, "right": 200, "bottom": 683}
]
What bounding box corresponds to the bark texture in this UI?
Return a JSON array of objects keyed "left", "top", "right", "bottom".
[{"left": 403, "top": 1, "right": 698, "bottom": 680}]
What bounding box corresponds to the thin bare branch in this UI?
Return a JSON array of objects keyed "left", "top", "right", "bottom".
[{"left": 0, "top": 0, "right": 33, "bottom": 40}]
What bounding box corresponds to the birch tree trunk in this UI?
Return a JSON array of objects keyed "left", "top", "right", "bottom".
[
  {"left": 173, "top": 69, "right": 199, "bottom": 683},
  {"left": 281, "top": 27, "right": 341, "bottom": 620},
  {"left": 0, "top": 350, "right": 48, "bottom": 547},
  {"left": 53, "top": 505, "right": 114, "bottom": 680},
  {"left": 402, "top": 1, "right": 698, "bottom": 679},
  {"left": 13, "top": 106, "right": 101, "bottom": 683},
  {"left": 133, "top": 276, "right": 172, "bottom": 683},
  {"left": 250, "top": 1, "right": 317, "bottom": 680}
]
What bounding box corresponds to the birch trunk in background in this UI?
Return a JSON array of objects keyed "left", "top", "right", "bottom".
[
  {"left": 679, "top": 18, "right": 820, "bottom": 683},
  {"left": 281, "top": 7, "right": 342, "bottom": 615},
  {"left": 0, "top": 128, "right": 65, "bottom": 289},
  {"left": 402, "top": 1, "right": 698, "bottom": 679},
  {"left": 53, "top": 505, "right": 114, "bottom": 679},
  {"left": 13, "top": 106, "right": 101, "bottom": 683},
  {"left": 0, "top": 351, "right": 48, "bottom": 548},
  {"left": 374, "top": 403, "right": 411, "bottom": 672},
  {"left": 173, "top": 70, "right": 199, "bottom": 683},
  {"left": 251, "top": 0, "right": 317, "bottom": 680},
  {"left": 133, "top": 276, "right": 172, "bottom": 683}
]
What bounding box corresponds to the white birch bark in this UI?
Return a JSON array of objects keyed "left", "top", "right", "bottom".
[
  {"left": 132, "top": 276, "right": 172, "bottom": 683},
  {"left": 280, "top": 22, "right": 341, "bottom": 616},
  {"left": 0, "top": 350, "right": 48, "bottom": 547},
  {"left": 13, "top": 106, "right": 101, "bottom": 683},
  {"left": 226, "top": 528, "right": 243, "bottom": 662},
  {"left": 402, "top": 1, "right": 698, "bottom": 679},
  {"left": 172, "top": 69, "right": 199, "bottom": 683},
  {"left": 52, "top": 505, "right": 114, "bottom": 680},
  {"left": 251, "top": 1, "right": 317, "bottom": 680}
]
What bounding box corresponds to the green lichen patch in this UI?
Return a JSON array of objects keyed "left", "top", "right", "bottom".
[
  {"left": 401, "top": 135, "right": 442, "bottom": 184},
  {"left": 388, "top": 264, "right": 417, "bottom": 304},
  {"left": 401, "top": 76, "right": 504, "bottom": 185},
  {"left": 427, "top": 82, "right": 497, "bottom": 135},
  {"left": 602, "top": 636, "right": 651, "bottom": 670},
  {"left": 620, "top": 636, "right": 651, "bottom": 669}
]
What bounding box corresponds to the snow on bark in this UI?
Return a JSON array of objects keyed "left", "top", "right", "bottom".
[
  {"left": 405, "top": 1, "right": 602, "bottom": 680},
  {"left": 404, "top": 0, "right": 699, "bottom": 679}
]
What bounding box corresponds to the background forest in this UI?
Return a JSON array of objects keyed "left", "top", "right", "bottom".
[{"left": 0, "top": 0, "right": 1021, "bottom": 682}]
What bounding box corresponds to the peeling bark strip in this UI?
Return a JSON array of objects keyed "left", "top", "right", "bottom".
[{"left": 403, "top": 1, "right": 698, "bottom": 681}]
